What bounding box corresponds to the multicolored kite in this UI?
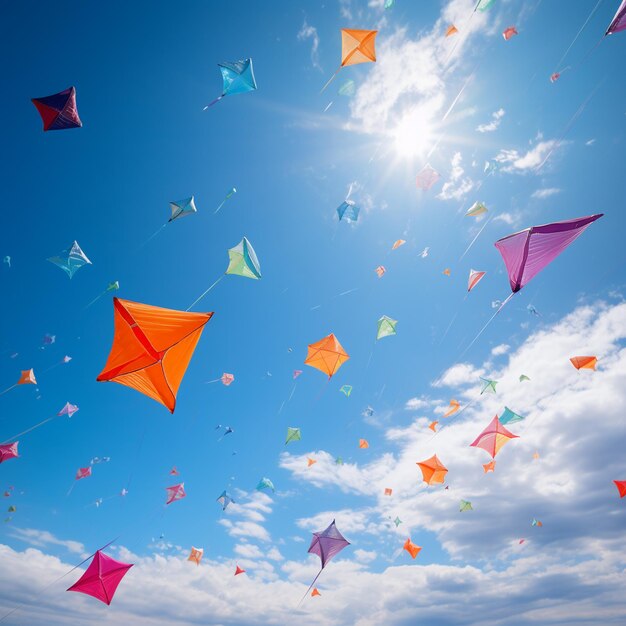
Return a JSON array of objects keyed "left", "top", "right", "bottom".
[
  {"left": 32, "top": 87, "right": 82, "bottom": 131},
  {"left": 97, "top": 298, "right": 213, "bottom": 412},
  {"left": 217, "top": 490, "right": 234, "bottom": 510},
  {"left": 570, "top": 356, "right": 597, "bottom": 371},
  {"left": 67, "top": 550, "right": 133, "bottom": 605},
  {"left": 165, "top": 483, "right": 186, "bottom": 505},
  {"left": 468, "top": 269, "right": 486, "bottom": 292},
  {"left": 359, "top": 439, "right": 369, "bottom": 449},
  {"left": 417, "top": 454, "right": 448, "bottom": 485},
  {"left": 48, "top": 241, "right": 91, "bottom": 279},
  {"left": 204, "top": 59, "right": 257, "bottom": 109},
  {"left": 375, "top": 265, "right": 386, "bottom": 278},
  {"left": 18, "top": 369, "right": 37, "bottom": 386},
  {"left": 470, "top": 415, "right": 518, "bottom": 459},
  {"left": 466, "top": 202, "right": 487, "bottom": 217},
  {"left": 221, "top": 373, "right": 235, "bottom": 386},
  {"left": 305, "top": 333, "right": 349, "bottom": 378},
  {"left": 376, "top": 315, "right": 397, "bottom": 340}
]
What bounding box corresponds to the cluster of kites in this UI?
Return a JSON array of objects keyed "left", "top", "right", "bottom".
[{"left": 2, "top": 0, "right": 625, "bottom": 613}]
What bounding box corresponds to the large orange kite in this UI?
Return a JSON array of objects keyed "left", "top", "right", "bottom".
[
  {"left": 417, "top": 454, "right": 448, "bottom": 485},
  {"left": 304, "top": 333, "right": 349, "bottom": 378},
  {"left": 97, "top": 298, "right": 213, "bottom": 412}
]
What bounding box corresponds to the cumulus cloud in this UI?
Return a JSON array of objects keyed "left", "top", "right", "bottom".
[
  {"left": 491, "top": 343, "right": 510, "bottom": 356},
  {"left": 496, "top": 139, "right": 561, "bottom": 173},
  {"left": 476, "top": 108, "right": 505, "bottom": 133},
  {"left": 9, "top": 528, "right": 85, "bottom": 557},
  {"left": 437, "top": 152, "right": 475, "bottom": 200},
  {"left": 298, "top": 20, "right": 321, "bottom": 71},
  {"left": 531, "top": 187, "right": 561, "bottom": 199}
]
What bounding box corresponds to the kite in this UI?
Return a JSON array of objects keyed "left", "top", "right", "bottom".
[
  {"left": 204, "top": 59, "right": 257, "bottom": 109},
  {"left": 217, "top": 491, "right": 234, "bottom": 511},
  {"left": 503, "top": 26, "right": 518, "bottom": 40},
  {"left": 495, "top": 214, "right": 603, "bottom": 295},
  {"left": 0, "top": 443, "right": 18, "bottom": 464},
  {"left": 533, "top": 451, "right": 540, "bottom": 460},
  {"left": 500, "top": 406, "right": 525, "bottom": 425},
  {"left": 531, "top": 518, "right": 543, "bottom": 527},
  {"left": 446, "top": 25, "right": 458, "bottom": 37},
  {"left": 335, "top": 457, "right": 343, "bottom": 465},
  {"left": 307, "top": 457, "right": 317, "bottom": 467},
  {"left": 417, "top": 454, "right": 448, "bottom": 485},
  {"left": 484, "top": 160, "right": 499, "bottom": 175},
  {"left": 86, "top": 281, "right": 120, "bottom": 308},
  {"left": 363, "top": 406, "right": 374, "bottom": 418},
  {"left": 234, "top": 565, "right": 246, "bottom": 575},
  {"left": 570, "top": 356, "right": 597, "bottom": 371},
  {"left": 384, "top": 0, "right": 395, "bottom": 8},
  {"left": 519, "top": 374, "right": 530, "bottom": 382},
  {"left": 550, "top": 72, "right": 560, "bottom": 83},
  {"left": 165, "top": 483, "right": 186, "bottom": 505},
  {"left": 67, "top": 550, "right": 133, "bottom": 605},
  {"left": 443, "top": 399, "right": 461, "bottom": 418},
  {"left": 75, "top": 467, "right": 92, "bottom": 480},
  {"left": 41, "top": 334, "right": 55, "bottom": 348},
  {"left": 393, "top": 516, "right": 402, "bottom": 527},
  {"left": 470, "top": 415, "right": 518, "bottom": 459},
  {"left": 321, "top": 30, "right": 377, "bottom": 92},
  {"left": 58, "top": 402, "right": 79, "bottom": 418},
  {"left": 392, "top": 239, "right": 406, "bottom": 250},
  {"left": 359, "top": 439, "right": 369, "bottom": 449},
  {"left": 519, "top": 539, "right": 526, "bottom": 545},
  {"left": 420, "top": 247, "right": 430, "bottom": 258},
  {"left": 466, "top": 202, "right": 487, "bottom": 217},
  {"left": 527, "top": 304, "right": 540, "bottom": 317},
  {"left": 96, "top": 298, "right": 213, "bottom": 413},
  {"left": 480, "top": 377, "right": 498, "bottom": 394},
  {"left": 188, "top": 547, "right": 203, "bottom": 566},
  {"left": 303, "top": 520, "right": 350, "bottom": 600},
  {"left": 32, "top": 87, "right": 82, "bottom": 131},
  {"left": 90, "top": 456, "right": 110, "bottom": 465},
  {"left": 415, "top": 164, "right": 440, "bottom": 190},
  {"left": 375, "top": 265, "right": 386, "bottom": 278},
  {"left": 170, "top": 467, "right": 179, "bottom": 476},
  {"left": 311, "top": 588, "right": 321, "bottom": 597},
  {"left": 613, "top": 480, "right": 626, "bottom": 498},
  {"left": 305, "top": 333, "right": 349, "bottom": 378},
  {"left": 293, "top": 370, "right": 302, "bottom": 379},
  {"left": 256, "top": 477, "right": 275, "bottom": 493},
  {"left": 403, "top": 539, "right": 421, "bottom": 559},
  {"left": 443, "top": 268, "right": 451, "bottom": 276},
  {"left": 384, "top": 488, "right": 392, "bottom": 496},
  {"left": 337, "top": 200, "right": 360, "bottom": 222},
  {"left": 483, "top": 460, "right": 496, "bottom": 473},
  {"left": 429, "top": 421, "right": 438, "bottom": 432},
  {"left": 7, "top": 506, "right": 16, "bottom": 513},
  {"left": 285, "top": 427, "right": 301, "bottom": 445},
  {"left": 18, "top": 369, "right": 37, "bottom": 386},
  {"left": 3, "top": 256, "right": 10, "bottom": 267},
  {"left": 606, "top": 1, "right": 626, "bottom": 34},
  {"left": 460, "top": 500, "right": 473, "bottom": 512},
  {"left": 340, "top": 384, "right": 352, "bottom": 397},
  {"left": 376, "top": 315, "right": 397, "bottom": 340},
  {"left": 468, "top": 269, "right": 486, "bottom": 292},
  {"left": 48, "top": 241, "right": 91, "bottom": 279},
  {"left": 221, "top": 373, "right": 235, "bottom": 386},
  {"left": 476, "top": 0, "right": 495, "bottom": 11},
  {"left": 169, "top": 197, "right": 197, "bottom": 222},
  {"left": 215, "top": 187, "right": 237, "bottom": 214}
]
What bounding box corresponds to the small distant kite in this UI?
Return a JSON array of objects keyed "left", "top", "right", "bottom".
[
  {"left": 443, "top": 268, "right": 451, "bottom": 276},
  {"left": 470, "top": 415, "right": 518, "bottom": 459},
  {"left": 169, "top": 197, "right": 197, "bottom": 222},
  {"left": 468, "top": 269, "right": 486, "bottom": 292},
  {"left": 375, "top": 265, "right": 386, "bottom": 278},
  {"left": 443, "top": 399, "right": 460, "bottom": 418},
  {"left": 337, "top": 200, "right": 360, "bottom": 223},
  {"left": 480, "top": 378, "right": 498, "bottom": 394},
  {"left": 204, "top": 59, "right": 257, "bottom": 109},
  {"left": 86, "top": 281, "right": 120, "bottom": 308},
  {"left": 58, "top": 402, "right": 79, "bottom": 418},
  {"left": 483, "top": 460, "right": 496, "bottom": 473},
  {"left": 234, "top": 565, "right": 246, "bottom": 576},
  {"left": 376, "top": 315, "right": 397, "bottom": 340},
  {"left": 321, "top": 30, "right": 377, "bottom": 92},
  {"left": 256, "top": 477, "right": 275, "bottom": 493},
  {"left": 502, "top": 27, "right": 518, "bottom": 40},
  {"left": 3, "top": 256, "right": 10, "bottom": 267},
  {"left": 359, "top": 439, "right": 369, "bottom": 449},
  {"left": 188, "top": 547, "right": 203, "bottom": 565},
  {"left": 531, "top": 518, "right": 543, "bottom": 527},
  {"left": 519, "top": 374, "right": 531, "bottom": 382},
  {"left": 215, "top": 187, "right": 237, "bottom": 214},
  {"left": 459, "top": 500, "right": 473, "bottom": 512},
  {"left": 67, "top": 550, "right": 132, "bottom": 605},
  {"left": 311, "top": 588, "right": 321, "bottom": 597},
  {"left": 305, "top": 333, "right": 349, "bottom": 378},
  {"left": 550, "top": 72, "right": 560, "bottom": 83},
  {"left": 293, "top": 370, "right": 302, "bottom": 379},
  {"left": 217, "top": 490, "right": 235, "bottom": 510},
  {"left": 446, "top": 25, "right": 458, "bottom": 37},
  {"left": 570, "top": 356, "right": 597, "bottom": 371},
  {"left": 384, "top": 488, "right": 392, "bottom": 496},
  {"left": 429, "top": 421, "right": 438, "bottom": 432},
  {"left": 415, "top": 164, "right": 440, "bottom": 190},
  {"left": 221, "top": 373, "right": 235, "bottom": 386},
  {"left": 165, "top": 483, "right": 186, "bottom": 505},
  {"left": 285, "top": 427, "right": 301, "bottom": 445},
  {"left": 75, "top": 467, "right": 92, "bottom": 481},
  {"left": 417, "top": 454, "right": 448, "bottom": 485},
  {"left": 363, "top": 406, "right": 374, "bottom": 418},
  {"left": 527, "top": 304, "right": 540, "bottom": 317},
  {"left": 466, "top": 202, "right": 487, "bottom": 217},
  {"left": 307, "top": 457, "right": 317, "bottom": 467},
  {"left": 420, "top": 247, "right": 430, "bottom": 258},
  {"left": 403, "top": 538, "right": 421, "bottom": 559},
  {"left": 48, "top": 241, "right": 91, "bottom": 279},
  {"left": 338, "top": 80, "right": 356, "bottom": 97},
  {"left": 32, "top": 87, "right": 82, "bottom": 131},
  {"left": 339, "top": 384, "right": 352, "bottom": 397}
]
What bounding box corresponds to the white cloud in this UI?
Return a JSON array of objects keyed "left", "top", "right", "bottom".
[
  {"left": 405, "top": 396, "right": 430, "bottom": 411},
  {"left": 531, "top": 187, "right": 561, "bottom": 199},
  {"left": 437, "top": 152, "right": 475, "bottom": 200},
  {"left": 585, "top": 138, "right": 596, "bottom": 146},
  {"left": 476, "top": 108, "right": 505, "bottom": 133},
  {"left": 493, "top": 212, "right": 519, "bottom": 226},
  {"left": 496, "top": 139, "right": 562, "bottom": 173},
  {"left": 217, "top": 491, "right": 274, "bottom": 543},
  {"left": 298, "top": 21, "right": 321, "bottom": 71},
  {"left": 490, "top": 343, "right": 510, "bottom": 356},
  {"left": 9, "top": 528, "right": 85, "bottom": 557}
]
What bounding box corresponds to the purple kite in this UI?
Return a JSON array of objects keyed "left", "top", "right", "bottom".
[
  {"left": 606, "top": 1, "right": 626, "bottom": 35},
  {"left": 0, "top": 442, "right": 19, "bottom": 464},
  {"left": 301, "top": 519, "right": 350, "bottom": 602},
  {"left": 495, "top": 214, "right": 603, "bottom": 294},
  {"left": 415, "top": 164, "right": 441, "bottom": 190},
  {"left": 165, "top": 482, "right": 186, "bottom": 504},
  {"left": 67, "top": 550, "right": 133, "bottom": 605},
  {"left": 31, "top": 87, "right": 82, "bottom": 131},
  {"left": 58, "top": 402, "right": 79, "bottom": 418}
]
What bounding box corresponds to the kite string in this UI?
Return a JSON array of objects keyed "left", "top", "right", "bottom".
[
  {"left": 186, "top": 274, "right": 224, "bottom": 311},
  {"left": 1, "top": 414, "right": 56, "bottom": 445},
  {"left": 0, "top": 384, "right": 16, "bottom": 397},
  {"left": 320, "top": 68, "right": 340, "bottom": 94},
  {"left": 297, "top": 568, "right": 323, "bottom": 607}
]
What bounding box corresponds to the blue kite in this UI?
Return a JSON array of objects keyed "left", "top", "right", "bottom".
[
  {"left": 204, "top": 59, "right": 257, "bottom": 109},
  {"left": 337, "top": 201, "right": 360, "bottom": 223}
]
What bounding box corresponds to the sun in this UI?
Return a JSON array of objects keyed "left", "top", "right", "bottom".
[{"left": 392, "top": 110, "right": 435, "bottom": 159}]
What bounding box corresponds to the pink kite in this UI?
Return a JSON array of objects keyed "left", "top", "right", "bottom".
[
  {"left": 165, "top": 482, "right": 186, "bottom": 504},
  {"left": 76, "top": 467, "right": 92, "bottom": 480},
  {"left": 67, "top": 550, "right": 133, "bottom": 605},
  {"left": 606, "top": 1, "right": 626, "bottom": 35},
  {"left": 470, "top": 415, "right": 518, "bottom": 459},
  {"left": 293, "top": 370, "right": 303, "bottom": 379},
  {"left": 0, "top": 442, "right": 19, "bottom": 464},
  {"left": 170, "top": 466, "right": 180, "bottom": 476},
  {"left": 235, "top": 565, "right": 246, "bottom": 575},
  {"left": 495, "top": 214, "right": 603, "bottom": 294},
  {"left": 415, "top": 164, "right": 440, "bottom": 190},
  {"left": 467, "top": 269, "right": 486, "bottom": 292},
  {"left": 58, "top": 402, "right": 79, "bottom": 418},
  {"left": 550, "top": 72, "right": 560, "bottom": 83},
  {"left": 502, "top": 26, "right": 518, "bottom": 40},
  {"left": 221, "top": 373, "right": 235, "bottom": 386},
  {"left": 32, "top": 87, "right": 82, "bottom": 132}
]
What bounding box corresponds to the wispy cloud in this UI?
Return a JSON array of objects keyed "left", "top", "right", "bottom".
[
  {"left": 496, "top": 138, "right": 562, "bottom": 173},
  {"left": 297, "top": 20, "right": 321, "bottom": 71},
  {"left": 437, "top": 151, "right": 474, "bottom": 200},
  {"left": 531, "top": 187, "right": 561, "bottom": 199},
  {"left": 9, "top": 528, "right": 85, "bottom": 556},
  {"left": 218, "top": 491, "right": 274, "bottom": 543},
  {"left": 476, "top": 108, "right": 505, "bottom": 133}
]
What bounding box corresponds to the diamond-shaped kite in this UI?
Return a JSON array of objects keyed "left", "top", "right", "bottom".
[
  {"left": 32, "top": 87, "right": 82, "bottom": 131},
  {"left": 48, "top": 241, "right": 91, "bottom": 279},
  {"left": 165, "top": 483, "right": 186, "bottom": 505},
  {"left": 417, "top": 454, "right": 448, "bottom": 485},
  {"left": 470, "top": 415, "right": 518, "bottom": 459},
  {"left": 305, "top": 333, "right": 349, "bottom": 378}
]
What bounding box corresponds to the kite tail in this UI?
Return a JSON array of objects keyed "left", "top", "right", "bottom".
[
  {"left": 203, "top": 94, "right": 224, "bottom": 110},
  {"left": 320, "top": 69, "right": 340, "bottom": 93},
  {"left": 186, "top": 274, "right": 225, "bottom": 311},
  {"left": 0, "top": 384, "right": 16, "bottom": 397},
  {"left": 297, "top": 569, "right": 323, "bottom": 606}
]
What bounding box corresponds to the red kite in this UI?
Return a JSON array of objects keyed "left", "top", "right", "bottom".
[
  {"left": 614, "top": 480, "right": 626, "bottom": 498},
  {"left": 359, "top": 439, "right": 369, "bottom": 449},
  {"left": 403, "top": 538, "right": 421, "bottom": 559},
  {"left": 235, "top": 565, "right": 246, "bottom": 575},
  {"left": 75, "top": 467, "right": 92, "bottom": 480},
  {"left": 311, "top": 588, "right": 321, "bottom": 597},
  {"left": 165, "top": 483, "right": 186, "bottom": 504},
  {"left": 97, "top": 298, "right": 213, "bottom": 412},
  {"left": 67, "top": 550, "right": 132, "bottom": 605},
  {"left": 188, "top": 547, "right": 203, "bottom": 565},
  {"left": 570, "top": 356, "right": 597, "bottom": 371},
  {"left": 384, "top": 488, "right": 392, "bottom": 496},
  {"left": 502, "top": 26, "right": 518, "bottom": 40},
  {"left": 32, "top": 87, "right": 82, "bottom": 131}
]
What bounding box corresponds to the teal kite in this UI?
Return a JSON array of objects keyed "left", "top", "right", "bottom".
[
  {"left": 480, "top": 377, "right": 498, "bottom": 394},
  {"left": 227, "top": 237, "right": 261, "bottom": 279},
  {"left": 256, "top": 477, "right": 275, "bottom": 493},
  {"left": 340, "top": 385, "right": 353, "bottom": 397},
  {"left": 85, "top": 281, "right": 120, "bottom": 308},
  {"left": 393, "top": 516, "right": 402, "bottom": 527},
  {"left": 500, "top": 407, "right": 525, "bottom": 425},
  {"left": 204, "top": 59, "right": 257, "bottom": 109},
  {"left": 285, "top": 427, "right": 301, "bottom": 445},
  {"left": 48, "top": 241, "right": 92, "bottom": 279},
  {"left": 476, "top": 0, "right": 495, "bottom": 12},
  {"left": 376, "top": 316, "right": 397, "bottom": 340},
  {"left": 337, "top": 201, "right": 360, "bottom": 222},
  {"left": 169, "top": 197, "right": 197, "bottom": 222},
  {"left": 335, "top": 457, "right": 344, "bottom": 465}
]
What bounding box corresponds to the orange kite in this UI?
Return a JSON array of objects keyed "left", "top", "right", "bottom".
[
  {"left": 483, "top": 460, "right": 496, "bottom": 473},
  {"left": 97, "top": 298, "right": 213, "bottom": 413},
  {"left": 359, "top": 439, "right": 369, "bottom": 449},
  {"left": 384, "top": 488, "right": 392, "bottom": 496},
  {"left": 304, "top": 333, "right": 349, "bottom": 378},
  {"left": 429, "top": 421, "right": 438, "bottom": 432},
  {"left": 570, "top": 356, "right": 597, "bottom": 371},
  {"left": 445, "top": 25, "right": 458, "bottom": 37},
  {"left": 187, "top": 547, "right": 203, "bottom": 566},
  {"left": 307, "top": 457, "right": 317, "bottom": 467},
  {"left": 17, "top": 369, "right": 37, "bottom": 385},
  {"left": 417, "top": 454, "right": 448, "bottom": 485},
  {"left": 443, "top": 399, "right": 460, "bottom": 418},
  {"left": 311, "top": 588, "right": 321, "bottom": 597},
  {"left": 403, "top": 538, "right": 421, "bottom": 559},
  {"left": 321, "top": 29, "right": 377, "bottom": 92}
]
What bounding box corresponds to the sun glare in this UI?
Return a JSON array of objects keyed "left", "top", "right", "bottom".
[{"left": 393, "top": 111, "right": 434, "bottom": 158}]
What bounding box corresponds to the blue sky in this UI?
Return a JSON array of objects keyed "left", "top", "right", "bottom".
[{"left": 1, "top": 0, "right": 626, "bottom": 624}]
